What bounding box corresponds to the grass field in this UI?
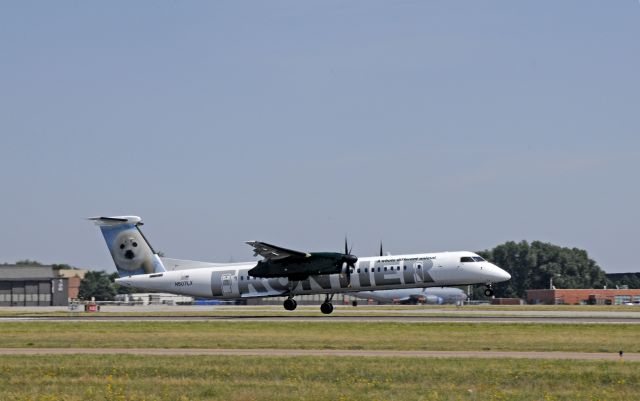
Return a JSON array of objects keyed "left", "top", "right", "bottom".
[
  {"left": 2, "top": 317, "right": 639, "bottom": 400},
  {"left": 0, "top": 354, "right": 638, "bottom": 400},
  {"left": 0, "top": 321, "right": 638, "bottom": 353}
]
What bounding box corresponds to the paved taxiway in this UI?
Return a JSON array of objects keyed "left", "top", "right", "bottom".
[
  {"left": 0, "top": 348, "right": 637, "bottom": 361},
  {"left": 5, "top": 305, "right": 640, "bottom": 324},
  {"left": 3, "top": 305, "right": 640, "bottom": 324},
  {"left": 3, "top": 315, "right": 640, "bottom": 323}
]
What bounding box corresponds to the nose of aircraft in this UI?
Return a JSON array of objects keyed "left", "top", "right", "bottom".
[{"left": 492, "top": 264, "right": 511, "bottom": 282}]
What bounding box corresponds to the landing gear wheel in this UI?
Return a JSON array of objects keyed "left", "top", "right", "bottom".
[
  {"left": 283, "top": 298, "right": 297, "bottom": 311},
  {"left": 484, "top": 288, "right": 494, "bottom": 297},
  {"left": 320, "top": 302, "right": 334, "bottom": 314}
]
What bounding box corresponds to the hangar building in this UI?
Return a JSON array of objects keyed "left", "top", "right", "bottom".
[{"left": 0, "top": 265, "right": 69, "bottom": 306}]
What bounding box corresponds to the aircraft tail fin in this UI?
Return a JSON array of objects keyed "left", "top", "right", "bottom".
[{"left": 89, "top": 216, "right": 166, "bottom": 277}]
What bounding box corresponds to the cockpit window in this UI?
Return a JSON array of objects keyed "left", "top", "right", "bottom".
[
  {"left": 472, "top": 256, "right": 485, "bottom": 262},
  {"left": 460, "top": 257, "right": 475, "bottom": 263}
]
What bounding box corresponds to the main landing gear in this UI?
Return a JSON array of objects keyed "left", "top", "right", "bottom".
[
  {"left": 283, "top": 294, "right": 335, "bottom": 314},
  {"left": 283, "top": 297, "right": 297, "bottom": 311},
  {"left": 484, "top": 284, "right": 494, "bottom": 297},
  {"left": 283, "top": 280, "right": 298, "bottom": 311},
  {"left": 320, "top": 294, "right": 334, "bottom": 315}
]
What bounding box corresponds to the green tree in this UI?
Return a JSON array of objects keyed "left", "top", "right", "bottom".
[
  {"left": 478, "top": 241, "right": 606, "bottom": 299},
  {"left": 607, "top": 274, "right": 640, "bottom": 289},
  {"left": 15, "top": 259, "right": 43, "bottom": 266},
  {"left": 109, "top": 272, "right": 134, "bottom": 295},
  {"left": 78, "top": 271, "right": 116, "bottom": 301},
  {"left": 51, "top": 263, "right": 74, "bottom": 271}
]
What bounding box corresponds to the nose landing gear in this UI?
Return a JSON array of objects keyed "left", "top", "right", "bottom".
[{"left": 484, "top": 284, "right": 494, "bottom": 297}]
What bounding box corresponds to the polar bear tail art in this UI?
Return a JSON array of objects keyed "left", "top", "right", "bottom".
[{"left": 89, "top": 216, "right": 166, "bottom": 277}]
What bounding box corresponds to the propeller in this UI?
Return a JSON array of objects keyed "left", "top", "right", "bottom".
[
  {"left": 340, "top": 237, "right": 358, "bottom": 287},
  {"left": 379, "top": 242, "right": 391, "bottom": 256}
]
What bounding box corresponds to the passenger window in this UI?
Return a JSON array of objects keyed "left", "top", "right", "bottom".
[
  {"left": 384, "top": 267, "right": 387, "bottom": 271},
  {"left": 418, "top": 265, "right": 422, "bottom": 269},
  {"left": 357, "top": 269, "right": 360, "bottom": 273},
  {"left": 365, "top": 268, "right": 368, "bottom": 273}
]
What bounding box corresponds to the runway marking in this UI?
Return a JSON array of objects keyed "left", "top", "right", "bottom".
[{"left": 0, "top": 348, "right": 637, "bottom": 361}]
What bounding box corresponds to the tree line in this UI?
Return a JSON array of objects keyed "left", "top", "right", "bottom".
[
  {"left": 477, "top": 240, "right": 608, "bottom": 299},
  {"left": 78, "top": 271, "right": 132, "bottom": 301}
]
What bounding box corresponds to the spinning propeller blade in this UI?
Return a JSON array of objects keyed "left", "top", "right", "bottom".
[{"left": 341, "top": 237, "right": 358, "bottom": 287}]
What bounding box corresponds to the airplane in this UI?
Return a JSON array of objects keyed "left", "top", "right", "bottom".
[
  {"left": 352, "top": 287, "right": 468, "bottom": 305},
  {"left": 90, "top": 215, "right": 511, "bottom": 314}
]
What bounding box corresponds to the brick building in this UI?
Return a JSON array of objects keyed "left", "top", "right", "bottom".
[
  {"left": 526, "top": 289, "right": 640, "bottom": 305},
  {"left": 56, "top": 269, "right": 87, "bottom": 299}
]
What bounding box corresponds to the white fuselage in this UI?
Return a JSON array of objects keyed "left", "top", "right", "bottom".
[{"left": 116, "top": 251, "right": 510, "bottom": 299}]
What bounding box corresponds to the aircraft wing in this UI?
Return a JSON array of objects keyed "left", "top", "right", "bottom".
[{"left": 245, "top": 241, "right": 310, "bottom": 260}]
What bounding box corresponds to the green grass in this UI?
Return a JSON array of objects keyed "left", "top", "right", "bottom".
[
  {"left": 0, "top": 354, "right": 638, "bottom": 400},
  {"left": 2, "top": 318, "right": 638, "bottom": 400},
  {"left": 1, "top": 321, "right": 638, "bottom": 353}
]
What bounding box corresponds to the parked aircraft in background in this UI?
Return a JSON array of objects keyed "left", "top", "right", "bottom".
[
  {"left": 90, "top": 216, "right": 510, "bottom": 314},
  {"left": 352, "top": 287, "right": 467, "bottom": 305}
]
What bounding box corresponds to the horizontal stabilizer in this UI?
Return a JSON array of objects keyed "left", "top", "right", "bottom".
[{"left": 88, "top": 216, "right": 143, "bottom": 226}]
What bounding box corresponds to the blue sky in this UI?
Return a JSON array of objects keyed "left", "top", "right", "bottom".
[{"left": 1, "top": 1, "right": 639, "bottom": 273}]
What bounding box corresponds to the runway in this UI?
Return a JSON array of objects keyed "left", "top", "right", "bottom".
[
  {"left": 0, "top": 347, "right": 637, "bottom": 361},
  {"left": 3, "top": 305, "right": 640, "bottom": 324},
  {"left": 3, "top": 314, "right": 640, "bottom": 324}
]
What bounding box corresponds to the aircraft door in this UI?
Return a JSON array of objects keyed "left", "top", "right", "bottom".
[
  {"left": 221, "top": 274, "right": 233, "bottom": 295},
  {"left": 413, "top": 262, "right": 424, "bottom": 283}
]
